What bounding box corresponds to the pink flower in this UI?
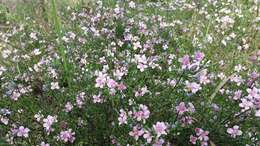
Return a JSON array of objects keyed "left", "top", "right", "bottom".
[
  {"left": 113, "top": 69, "right": 125, "bottom": 80},
  {"left": 194, "top": 51, "right": 205, "bottom": 62},
  {"left": 12, "top": 126, "right": 30, "bottom": 138},
  {"left": 195, "top": 128, "right": 209, "bottom": 141},
  {"left": 118, "top": 109, "right": 127, "bottom": 125},
  {"left": 137, "top": 63, "right": 148, "bottom": 72},
  {"left": 59, "top": 129, "right": 75, "bottom": 143},
  {"left": 92, "top": 94, "right": 103, "bottom": 103},
  {"left": 117, "top": 83, "right": 126, "bottom": 91},
  {"left": 153, "top": 122, "right": 167, "bottom": 137},
  {"left": 135, "top": 86, "right": 149, "bottom": 97},
  {"left": 16, "top": 126, "right": 30, "bottom": 138},
  {"left": 239, "top": 98, "right": 253, "bottom": 110},
  {"left": 193, "top": 128, "right": 210, "bottom": 146},
  {"left": 43, "top": 115, "right": 57, "bottom": 134},
  {"left": 65, "top": 102, "right": 73, "bottom": 112},
  {"left": 109, "top": 88, "right": 116, "bottom": 96},
  {"left": 40, "top": 142, "right": 50, "bottom": 146},
  {"left": 143, "top": 131, "right": 153, "bottom": 143},
  {"left": 10, "top": 91, "right": 21, "bottom": 101},
  {"left": 190, "top": 135, "right": 197, "bottom": 144},
  {"left": 180, "top": 55, "right": 190, "bottom": 69},
  {"left": 129, "top": 126, "right": 144, "bottom": 140},
  {"left": 76, "top": 92, "right": 85, "bottom": 108},
  {"left": 107, "top": 78, "right": 118, "bottom": 89},
  {"left": 133, "top": 104, "right": 150, "bottom": 122},
  {"left": 95, "top": 72, "right": 107, "bottom": 88},
  {"left": 152, "top": 138, "right": 165, "bottom": 146},
  {"left": 198, "top": 131, "right": 209, "bottom": 141},
  {"left": 199, "top": 72, "right": 210, "bottom": 85},
  {"left": 176, "top": 102, "right": 187, "bottom": 115},
  {"left": 135, "top": 54, "right": 148, "bottom": 72},
  {"left": 227, "top": 125, "right": 242, "bottom": 138},
  {"left": 247, "top": 87, "right": 260, "bottom": 99},
  {"left": 180, "top": 116, "right": 193, "bottom": 126},
  {"left": 233, "top": 90, "right": 242, "bottom": 100},
  {"left": 185, "top": 81, "right": 201, "bottom": 93},
  {"left": 201, "top": 141, "right": 208, "bottom": 146}
]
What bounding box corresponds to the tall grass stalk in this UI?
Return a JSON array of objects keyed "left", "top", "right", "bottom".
[{"left": 51, "top": 0, "right": 71, "bottom": 88}]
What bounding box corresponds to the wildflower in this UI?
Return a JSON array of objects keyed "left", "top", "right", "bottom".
[
  {"left": 227, "top": 125, "right": 242, "bottom": 138},
  {"left": 230, "top": 75, "right": 244, "bottom": 86},
  {"left": 58, "top": 129, "right": 75, "bottom": 143},
  {"left": 129, "top": 1, "right": 136, "bottom": 8},
  {"left": 190, "top": 135, "right": 197, "bottom": 144},
  {"left": 239, "top": 98, "right": 253, "bottom": 110},
  {"left": 34, "top": 112, "right": 44, "bottom": 122},
  {"left": 43, "top": 115, "right": 57, "bottom": 134},
  {"left": 143, "top": 130, "right": 152, "bottom": 143},
  {"left": 65, "top": 102, "right": 73, "bottom": 113},
  {"left": 133, "top": 41, "right": 142, "bottom": 50},
  {"left": 176, "top": 102, "right": 187, "bottom": 115},
  {"left": 136, "top": 54, "right": 148, "bottom": 72},
  {"left": 95, "top": 72, "right": 107, "bottom": 88},
  {"left": 185, "top": 81, "right": 201, "bottom": 93},
  {"left": 135, "top": 86, "right": 149, "bottom": 97},
  {"left": 255, "top": 110, "right": 260, "bottom": 117},
  {"left": 92, "top": 94, "right": 103, "bottom": 103},
  {"left": 233, "top": 90, "right": 242, "bottom": 100},
  {"left": 153, "top": 138, "right": 165, "bottom": 146},
  {"left": 198, "top": 70, "right": 210, "bottom": 85},
  {"left": 30, "top": 32, "right": 38, "bottom": 40},
  {"left": 118, "top": 109, "right": 127, "bottom": 125},
  {"left": 153, "top": 122, "right": 167, "bottom": 137},
  {"left": 0, "top": 66, "right": 6, "bottom": 76},
  {"left": 220, "top": 16, "right": 235, "bottom": 28},
  {"left": 194, "top": 51, "right": 205, "bottom": 62},
  {"left": 197, "top": 129, "right": 209, "bottom": 141},
  {"left": 193, "top": 128, "right": 209, "bottom": 146},
  {"left": 113, "top": 69, "right": 125, "bottom": 80},
  {"left": 129, "top": 126, "right": 144, "bottom": 140},
  {"left": 187, "top": 102, "right": 196, "bottom": 113},
  {"left": 10, "top": 91, "right": 21, "bottom": 101},
  {"left": 107, "top": 78, "right": 118, "bottom": 89},
  {"left": 0, "top": 117, "right": 8, "bottom": 125},
  {"left": 40, "top": 142, "right": 50, "bottom": 146},
  {"left": 50, "top": 82, "right": 60, "bottom": 90},
  {"left": 33, "top": 48, "right": 41, "bottom": 56},
  {"left": 133, "top": 104, "right": 150, "bottom": 122},
  {"left": 76, "top": 92, "right": 85, "bottom": 108},
  {"left": 247, "top": 87, "right": 260, "bottom": 99},
  {"left": 167, "top": 79, "right": 176, "bottom": 87},
  {"left": 17, "top": 126, "right": 30, "bottom": 138},
  {"left": 180, "top": 55, "right": 190, "bottom": 69},
  {"left": 180, "top": 116, "right": 193, "bottom": 126},
  {"left": 117, "top": 83, "right": 126, "bottom": 91}
]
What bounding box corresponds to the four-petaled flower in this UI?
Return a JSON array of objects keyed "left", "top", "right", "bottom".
[{"left": 227, "top": 125, "right": 242, "bottom": 138}]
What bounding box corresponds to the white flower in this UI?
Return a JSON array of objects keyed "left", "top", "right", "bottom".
[
  {"left": 255, "top": 110, "right": 260, "bottom": 117},
  {"left": 51, "top": 82, "right": 60, "bottom": 90},
  {"left": 129, "top": 1, "right": 136, "bottom": 8}
]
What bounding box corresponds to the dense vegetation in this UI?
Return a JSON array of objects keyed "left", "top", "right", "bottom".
[{"left": 0, "top": 0, "right": 259, "bottom": 145}]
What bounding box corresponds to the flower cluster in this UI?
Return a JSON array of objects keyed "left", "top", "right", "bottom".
[{"left": 0, "top": 0, "right": 259, "bottom": 145}]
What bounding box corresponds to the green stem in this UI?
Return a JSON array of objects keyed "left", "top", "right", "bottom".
[{"left": 51, "top": 0, "right": 71, "bottom": 88}]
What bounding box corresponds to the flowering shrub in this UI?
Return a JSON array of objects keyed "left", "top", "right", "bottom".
[{"left": 0, "top": 0, "right": 259, "bottom": 146}]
